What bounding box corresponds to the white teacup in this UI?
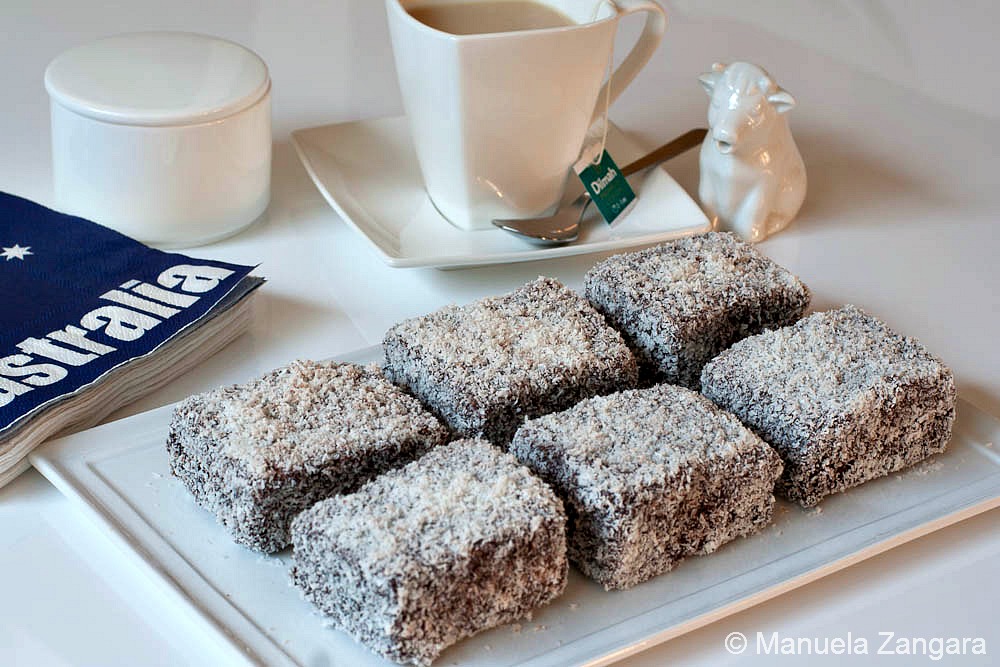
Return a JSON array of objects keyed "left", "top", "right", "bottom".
[{"left": 386, "top": 0, "right": 667, "bottom": 230}]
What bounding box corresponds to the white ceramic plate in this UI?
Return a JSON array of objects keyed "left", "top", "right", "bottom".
[
  {"left": 30, "top": 346, "right": 1000, "bottom": 667},
  {"left": 290, "top": 117, "right": 710, "bottom": 269}
]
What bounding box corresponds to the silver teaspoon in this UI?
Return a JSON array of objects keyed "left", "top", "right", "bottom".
[{"left": 492, "top": 128, "right": 707, "bottom": 245}]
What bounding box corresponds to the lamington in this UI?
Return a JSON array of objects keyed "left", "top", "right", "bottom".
[
  {"left": 510, "top": 384, "right": 782, "bottom": 590},
  {"left": 290, "top": 439, "right": 568, "bottom": 666},
  {"left": 383, "top": 277, "right": 637, "bottom": 445},
  {"left": 700, "top": 305, "right": 957, "bottom": 507},
  {"left": 584, "top": 232, "right": 810, "bottom": 388},
  {"left": 167, "top": 360, "right": 449, "bottom": 553}
]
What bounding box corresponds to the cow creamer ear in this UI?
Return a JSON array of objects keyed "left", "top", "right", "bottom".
[
  {"left": 699, "top": 72, "right": 720, "bottom": 96},
  {"left": 712, "top": 62, "right": 727, "bottom": 73},
  {"left": 768, "top": 89, "right": 796, "bottom": 113}
]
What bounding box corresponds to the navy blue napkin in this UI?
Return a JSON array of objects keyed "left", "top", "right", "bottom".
[{"left": 0, "top": 192, "right": 257, "bottom": 434}]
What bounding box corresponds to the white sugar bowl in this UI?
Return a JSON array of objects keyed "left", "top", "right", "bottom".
[{"left": 45, "top": 32, "right": 271, "bottom": 248}]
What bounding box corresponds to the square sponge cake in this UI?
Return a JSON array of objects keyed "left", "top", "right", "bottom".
[
  {"left": 383, "top": 277, "right": 638, "bottom": 445},
  {"left": 701, "top": 305, "right": 957, "bottom": 507},
  {"left": 510, "top": 384, "right": 782, "bottom": 590},
  {"left": 167, "top": 360, "right": 449, "bottom": 553},
  {"left": 584, "top": 232, "right": 810, "bottom": 388},
  {"left": 290, "top": 439, "right": 568, "bottom": 667}
]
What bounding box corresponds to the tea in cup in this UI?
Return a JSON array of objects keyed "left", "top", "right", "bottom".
[{"left": 386, "top": 0, "right": 667, "bottom": 230}]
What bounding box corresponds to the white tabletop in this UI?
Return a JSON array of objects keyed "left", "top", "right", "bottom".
[{"left": 1, "top": 1, "right": 998, "bottom": 665}]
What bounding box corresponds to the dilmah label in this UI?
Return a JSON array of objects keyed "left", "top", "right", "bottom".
[{"left": 573, "top": 147, "right": 636, "bottom": 227}]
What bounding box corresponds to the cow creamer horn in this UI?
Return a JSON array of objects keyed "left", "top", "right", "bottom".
[{"left": 697, "top": 62, "right": 807, "bottom": 242}]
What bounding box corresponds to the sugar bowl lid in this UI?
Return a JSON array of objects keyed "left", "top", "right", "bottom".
[{"left": 45, "top": 31, "right": 270, "bottom": 126}]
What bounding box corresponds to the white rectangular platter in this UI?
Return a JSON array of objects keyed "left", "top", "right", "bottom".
[{"left": 31, "top": 345, "right": 1000, "bottom": 667}]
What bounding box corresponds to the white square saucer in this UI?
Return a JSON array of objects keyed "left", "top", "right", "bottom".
[{"left": 291, "top": 116, "right": 710, "bottom": 269}]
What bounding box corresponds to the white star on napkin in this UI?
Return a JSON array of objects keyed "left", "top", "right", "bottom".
[{"left": 1, "top": 244, "right": 33, "bottom": 261}]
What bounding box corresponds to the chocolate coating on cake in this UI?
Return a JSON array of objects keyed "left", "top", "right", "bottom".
[
  {"left": 167, "top": 360, "right": 449, "bottom": 553},
  {"left": 290, "top": 439, "right": 567, "bottom": 666},
  {"left": 383, "top": 277, "right": 638, "bottom": 445},
  {"left": 701, "top": 305, "right": 957, "bottom": 507},
  {"left": 584, "top": 232, "right": 810, "bottom": 388},
  {"left": 510, "top": 384, "right": 782, "bottom": 590}
]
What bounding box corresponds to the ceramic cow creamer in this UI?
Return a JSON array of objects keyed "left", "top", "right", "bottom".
[{"left": 698, "top": 62, "right": 806, "bottom": 242}]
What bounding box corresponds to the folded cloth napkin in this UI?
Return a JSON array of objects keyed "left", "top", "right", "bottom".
[{"left": 0, "top": 192, "right": 263, "bottom": 486}]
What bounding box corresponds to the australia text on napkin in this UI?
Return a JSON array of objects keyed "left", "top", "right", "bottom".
[{"left": 1, "top": 264, "right": 236, "bottom": 409}]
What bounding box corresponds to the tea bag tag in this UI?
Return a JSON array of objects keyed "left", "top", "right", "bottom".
[
  {"left": 572, "top": 0, "right": 635, "bottom": 227},
  {"left": 574, "top": 145, "right": 636, "bottom": 227}
]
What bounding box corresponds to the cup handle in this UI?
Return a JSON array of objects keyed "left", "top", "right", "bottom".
[{"left": 589, "top": 0, "right": 667, "bottom": 126}]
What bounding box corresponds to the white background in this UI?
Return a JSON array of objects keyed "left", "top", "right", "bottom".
[{"left": 1, "top": 1, "right": 998, "bottom": 665}]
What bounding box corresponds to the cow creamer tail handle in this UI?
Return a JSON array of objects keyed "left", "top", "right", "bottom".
[{"left": 588, "top": 0, "right": 668, "bottom": 127}]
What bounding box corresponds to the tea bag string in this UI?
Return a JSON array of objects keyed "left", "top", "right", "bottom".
[{"left": 587, "top": 0, "right": 619, "bottom": 165}]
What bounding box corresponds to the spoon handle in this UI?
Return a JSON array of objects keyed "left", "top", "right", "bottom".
[{"left": 620, "top": 128, "right": 707, "bottom": 177}]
